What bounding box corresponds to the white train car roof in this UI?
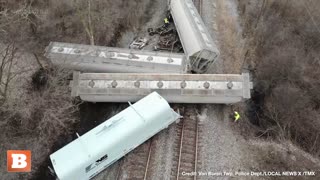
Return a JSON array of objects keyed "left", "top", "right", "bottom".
[
  {"left": 45, "top": 42, "right": 187, "bottom": 73},
  {"left": 170, "top": 0, "right": 219, "bottom": 58},
  {"left": 50, "top": 92, "right": 180, "bottom": 180},
  {"left": 71, "top": 72, "right": 253, "bottom": 104}
]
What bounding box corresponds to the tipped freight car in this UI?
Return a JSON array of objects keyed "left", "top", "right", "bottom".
[
  {"left": 45, "top": 42, "right": 188, "bottom": 74},
  {"left": 170, "top": 0, "right": 220, "bottom": 73},
  {"left": 50, "top": 92, "right": 180, "bottom": 180},
  {"left": 70, "top": 72, "right": 253, "bottom": 104}
]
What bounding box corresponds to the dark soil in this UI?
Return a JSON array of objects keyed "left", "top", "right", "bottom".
[{"left": 31, "top": 68, "right": 50, "bottom": 91}]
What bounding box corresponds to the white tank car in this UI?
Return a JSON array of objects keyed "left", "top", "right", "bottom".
[
  {"left": 170, "top": 0, "right": 220, "bottom": 73},
  {"left": 50, "top": 92, "right": 180, "bottom": 180},
  {"left": 45, "top": 42, "right": 188, "bottom": 73},
  {"left": 70, "top": 72, "right": 253, "bottom": 104}
]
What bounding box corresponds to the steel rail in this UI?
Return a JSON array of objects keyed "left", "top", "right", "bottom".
[{"left": 143, "top": 140, "right": 153, "bottom": 180}]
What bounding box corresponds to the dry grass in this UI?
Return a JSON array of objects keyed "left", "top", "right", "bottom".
[
  {"left": 0, "top": 0, "right": 152, "bottom": 51},
  {"left": 0, "top": 67, "right": 79, "bottom": 180},
  {"left": 238, "top": 0, "right": 320, "bottom": 157},
  {"left": 216, "top": 0, "right": 244, "bottom": 74},
  {"left": 246, "top": 140, "right": 320, "bottom": 179},
  {"left": 0, "top": 0, "right": 157, "bottom": 179}
]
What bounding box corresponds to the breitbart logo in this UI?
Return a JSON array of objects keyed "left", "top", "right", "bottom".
[{"left": 7, "top": 150, "right": 31, "bottom": 172}]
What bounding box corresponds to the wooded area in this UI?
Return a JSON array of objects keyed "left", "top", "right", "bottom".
[{"left": 239, "top": 0, "right": 320, "bottom": 157}]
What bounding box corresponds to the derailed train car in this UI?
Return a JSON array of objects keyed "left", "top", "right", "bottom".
[
  {"left": 170, "top": 0, "right": 220, "bottom": 73},
  {"left": 45, "top": 42, "right": 188, "bottom": 73},
  {"left": 70, "top": 72, "right": 253, "bottom": 104},
  {"left": 50, "top": 92, "right": 180, "bottom": 180}
]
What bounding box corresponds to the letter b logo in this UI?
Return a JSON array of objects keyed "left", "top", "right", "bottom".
[{"left": 7, "top": 150, "right": 31, "bottom": 172}]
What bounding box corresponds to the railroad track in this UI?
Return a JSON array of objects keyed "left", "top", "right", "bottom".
[
  {"left": 171, "top": 107, "right": 199, "bottom": 180},
  {"left": 143, "top": 139, "right": 153, "bottom": 180},
  {"left": 116, "top": 139, "right": 153, "bottom": 180},
  {"left": 116, "top": 107, "right": 201, "bottom": 180}
]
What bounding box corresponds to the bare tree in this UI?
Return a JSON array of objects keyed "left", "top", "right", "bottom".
[
  {"left": 0, "top": 43, "right": 17, "bottom": 103},
  {"left": 75, "top": 0, "right": 95, "bottom": 45}
]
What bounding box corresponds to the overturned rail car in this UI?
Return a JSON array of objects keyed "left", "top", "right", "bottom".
[
  {"left": 170, "top": 0, "right": 220, "bottom": 73},
  {"left": 45, "top": 42, "right": 188, "bottom": 73},
  {"left": 50, "top": 92, "right": 180, "bottom": 180},
  {"left": 71, "top": 72, "right": 253, "bottom": 104}
]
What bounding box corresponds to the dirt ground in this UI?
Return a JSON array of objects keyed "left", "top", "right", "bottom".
[
  {"left": 196, "top": 1, "right": 251, "bottom": 178},
  {"left": 198, "top": 0, "right": 320, "bottom": 179}
]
